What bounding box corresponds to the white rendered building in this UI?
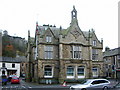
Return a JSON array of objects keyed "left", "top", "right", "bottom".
[{"left": 0, "top": 57, "right": 20, "bottom": 77}]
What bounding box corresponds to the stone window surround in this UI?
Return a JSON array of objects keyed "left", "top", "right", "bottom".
[
  {"left": 71, "top": 45, "right": 82, "bottom": 59},
  {"left": 92, "top": 49, "right": 98, "bottom": 60},
  {"left": 46, "top": 35, "right": 52, "bottom": 43},
  {"left": 92, "top": 40, "right": 97, "bottom": 46},
  {"left": 92, "top": 67, "right": 99, "bottom": 77},
  {"left": 66, "top": 65, "right": 85, "bottom": 79},
  {"left": 43, "top": 65, "right": 54, "bottom": 78},
  {"left": 44, "top": 46, "right": 53, "bottom": 59}
]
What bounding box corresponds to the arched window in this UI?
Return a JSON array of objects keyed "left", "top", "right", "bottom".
[
  {"left": 44, "top": 65, "right": 53, "bottom": 78},
  {"left": 66, "top": 66, "right": 74, "bottom": 78},
  {"left": 77, "top": 66, "right": 85, "bottom": 78}
]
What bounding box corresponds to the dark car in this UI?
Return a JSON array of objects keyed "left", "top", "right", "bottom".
[{"left": 1, "top": 75, "right": 8, "bottom": 85}]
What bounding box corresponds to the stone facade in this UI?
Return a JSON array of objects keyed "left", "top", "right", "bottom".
[
  {"left": 103, "top": 47, "right": 120, "bottom": 79},
  {"left": 26, "top": 6, "right": 104, "bottom": 84},
  {"left": 0, "top": 32, "right": 2, "bottom": 57}
]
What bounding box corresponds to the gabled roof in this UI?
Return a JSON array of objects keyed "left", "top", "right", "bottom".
[{"left": 38, "top": 25, "right": 61, "bottom": 39}]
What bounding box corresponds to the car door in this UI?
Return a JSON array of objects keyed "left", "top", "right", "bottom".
[{"left": 90, "top": 80, "right": 102, "bottom": 89}]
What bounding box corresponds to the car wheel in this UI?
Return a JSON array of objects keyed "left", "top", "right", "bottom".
[
  {"left": 81, "top": 88, "right": 86, "bottom": 90},
  {"left": 103, "top": 86, "right": 108, "bottom": 90}
]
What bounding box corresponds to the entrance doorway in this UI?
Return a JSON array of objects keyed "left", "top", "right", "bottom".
[{"left": 7, "top": 70, "right": 17, "bottom": 76}]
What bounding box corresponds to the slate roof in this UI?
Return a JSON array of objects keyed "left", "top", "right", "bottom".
[
  {"left": 103, "top": 47, "right": 120, "bottom": 57},
  {"left": 37, "top": 24, "right": 92, "bottom": 39},
  {"left": 38, "top": 25, "right": 60, "bottom": 38},
  {"left": 0, "top": 56, "right": 26, "bottom": 63}
]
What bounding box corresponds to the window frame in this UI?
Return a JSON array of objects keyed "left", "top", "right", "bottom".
[
  {"left": 2, "top": 63, "right": 5, "bottom": 67},
  {"left": 66, "top": 66, "right": 75, "bottom": 78},
  {"left": 44, "top": 65, "right": 53, "bottom": 78},
  {"left": 92, "top": 40, "right": 97, "bottom": 46},
  {"left": 72, "top": 46, "right": 82, "bottom": 59},
  {"left": 46, "top": 36, "right": 52, "bottom": 43},
  {"left": 92, "top": 67, "right": 98, "bottom": 77},
  {"left": 12, "top": 63, "right": 15, "bottom": 68},
  {"left": 92, "top": 49, "right": 98, "bottom": 60},
  {"left": 77, "top": 66, "right": 85, "bottom": 78},
  {"left": 44, "top": 46, "right": 53, "bottom": 59}
]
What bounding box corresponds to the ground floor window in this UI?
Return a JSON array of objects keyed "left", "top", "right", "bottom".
[
  {"left": 92, "top": 67, "right": 98, "bottom": 77},
  {"left": 44, "top": 65, "right": 53, "bottom": 78},
  {"left": 66, "top": 66, "right": 85, "bottom": 78},
  {"left": 77, "top": 66, "right": 85, "bottom": 78},
  {"left": 67, "top": 66, "right": 74, "bottom": 78}
]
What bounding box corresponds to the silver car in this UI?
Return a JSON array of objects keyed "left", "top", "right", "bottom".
[{"left": 70, "top": 79, "right": 111, "bottom": 90}]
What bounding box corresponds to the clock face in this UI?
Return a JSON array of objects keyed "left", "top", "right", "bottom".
[{"left": 70, "top": 28, "right": 81, "bottom": 38}]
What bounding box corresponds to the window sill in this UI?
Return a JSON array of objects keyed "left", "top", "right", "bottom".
[{"left": 44, "top": 76, "right": 53, "bottom": 78}]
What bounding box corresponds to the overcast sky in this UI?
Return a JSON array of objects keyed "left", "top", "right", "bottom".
[{"left": 0, "top": 0, "right": 119, "bottom": 50}]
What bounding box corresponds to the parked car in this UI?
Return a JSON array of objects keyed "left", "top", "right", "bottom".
[
  {"left": 113, "top": 82, "right": 120, "bottom": 90},
  {"left": 70, "top": 79, "right": 111, "bottom": 90},
  {"left": 11, "top": 77, "right": 20, "bottom": 84},
  {"left": 1, "top": 75, "right": 8, "bottom": 85},
  {"left": 8, "top": 74, "right": 18, "bottom": 82}
]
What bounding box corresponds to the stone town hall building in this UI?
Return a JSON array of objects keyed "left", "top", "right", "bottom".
[{"left": 26, "top": 6, "right": 104, "bottom": 84}]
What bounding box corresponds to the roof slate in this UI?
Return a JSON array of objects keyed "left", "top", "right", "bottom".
[{"left": 103, "top": 47, "right": 120, "bottom": 57}]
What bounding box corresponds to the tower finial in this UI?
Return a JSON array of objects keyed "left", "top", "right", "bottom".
[
  {"left": 73, "top": 5, "right": 75, "bottom": 9},
  {"left": 71, "top": 5, "right": 77, "bottom": 23}
]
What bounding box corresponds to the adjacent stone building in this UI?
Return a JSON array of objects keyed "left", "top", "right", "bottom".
[
  {"left": 26, "top": 6, "right": 104, "bottom": 84},
  {"left": 0, "top": 31, "right": 2, "bottom": 57},
  {"left": 103, "top": 47, "right": 120, "bottom": 79}
]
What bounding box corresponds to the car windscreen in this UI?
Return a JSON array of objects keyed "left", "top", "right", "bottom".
[
  {"left": 12, "top": 77, "right": 19, "bottom": 79},
  {"left": 80, "top": 80, "right": 91, "bottom": 85}
]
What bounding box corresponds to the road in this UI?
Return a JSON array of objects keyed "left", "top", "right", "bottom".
[
  {"left": 1, "top": 78, "right": 119, "bottom": 90},
  {"left": 1, "top": 78, "right": 70, "bottom": 90}
]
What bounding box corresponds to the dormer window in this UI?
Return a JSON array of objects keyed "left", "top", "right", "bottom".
[
  {"left": 46, "top": 36, "right": 52, "bottom": 42},
  {"left": 93, "top": 40, "right": 97, "bottom": 46}
]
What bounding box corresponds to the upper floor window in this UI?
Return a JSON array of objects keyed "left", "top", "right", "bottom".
[
  {"left": 71, "top": 46, "right": 82, "bottom": 59},
  {"left": 12, "top": 63, "right": 15, "bottom": 68},
  {"left": 44, "top": 46, "right": 53, "bottom": 59},
  {"left": 93, "top": 40, "right": 97, "bottom": 46},
  {"left": 46, "top": 36, "right": 52, "bottom": 42},
  {"left": 92, "top": 49, "right": 98, "bottom": 60},
  {"left": 2, "top": 63, "right": 5, "bottom": 67}
]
